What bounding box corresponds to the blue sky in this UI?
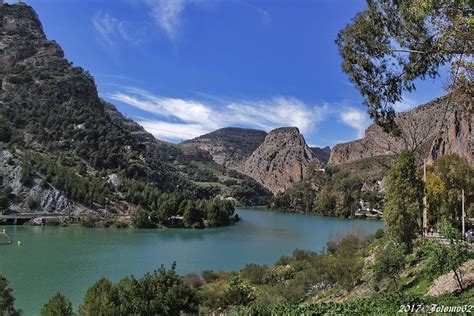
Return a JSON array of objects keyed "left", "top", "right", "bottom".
[{"left": 13, "top": 0, "right": 447, "bottom": 147}]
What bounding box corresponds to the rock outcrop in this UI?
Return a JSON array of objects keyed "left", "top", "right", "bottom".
[
  {"left": 243, "top": 127, "right": 322, "bottom": 194},
  {"left": 329, "top": 94, "right": 473, "bottom": 165},
  {"left": 310, "top": 146, "right": 331, "bottom": 164},
  {"left": 180, "top": 128, "right": 267, "bottom": 169},
  {"left": 0, "top": 150, "right": 74, "bottom": 214}
]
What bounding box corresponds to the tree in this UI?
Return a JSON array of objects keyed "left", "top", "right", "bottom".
[
  {"left": 220, "top": 276, "right": 256, "bottom": 307},
  {"left": 336, "top": 0, "right": 472, "bottom": 130},
  {"left": 374, "top": 240, "right": 406, "bottom": 295},
  {"left": 118, "top": 263, "right": 199, "bottom": 315},
  {"left": 40, "top": 293, "right": 73, "bottom": 316},
  {"left": 183, "top": 201, "right": 202, "bottom": 228},
  {"left": 0, "top": 192, "right": 9, "bottom": 214},
  {"left": 434, "top": 154, "right": 473, "bottom": 227},
  {"left": 383, "top": 150, "right": 423, "bottom": 251},
  {"left": 0, "top": 275, "right": 21, "bottom": 316},
  {"left": 422, "top": 219, "right": 470, "bottom": 291},
  {"left": 78, "top": 278, "right": 119, "bottom": 316}
]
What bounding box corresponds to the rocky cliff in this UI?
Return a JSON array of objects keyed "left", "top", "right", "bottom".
[
  {"left": 310, "top": 146, "right": 331, "bottom": 164},
  {"left": 243, "top": 127, "right": 322, "bottom": 194},
  {"left": 180, "top": 127, "right": 267, "bottom": 169},
  {"left": 329, "top": 93, "right": 473, "bottom": 165}
]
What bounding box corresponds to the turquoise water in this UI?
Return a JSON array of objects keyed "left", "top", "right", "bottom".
[{"left": 0, "top": 207, "right": 382, "bottom": 315}]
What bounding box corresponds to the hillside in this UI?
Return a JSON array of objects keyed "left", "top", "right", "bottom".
[
  {"left": 180, "top": 127, "right": 267, "bottom": 170},
  {"left": 0, "top": 3, "right": 270, "bottom": 227},
  {"left": 329, "top": 93, "right": 473, "bottom": 165}
]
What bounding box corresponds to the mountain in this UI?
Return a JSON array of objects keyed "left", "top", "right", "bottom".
[
  {"left": 310, "top": 146, "right": 331, "bottom": 164},
  {"left": 180, "top": 127, "right": 267, "bottom": 170},
  {"left": 243, "top": 127, "right": 322, "bottom": 194},
  {"left": 0, "top": 3, "right": 272, "bottom": 227},
  {"left": 329, "top": 93, "right": 473, "bottom": 165},
  {"left": 182, "top": 127, "right": 331, "bottom": 194}
]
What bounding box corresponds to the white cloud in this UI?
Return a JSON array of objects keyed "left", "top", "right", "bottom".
[
  {"left": 339, "top": 108, "right": 371, "bottom": 138},
  {"left": 145, "top": 0, "right": 187, "bottom": 39},
  {"left": 92, "top": 12, "right": 136, "bottom": 45},
  {"left": 393, "top": 96, "right": 417, "bottom": 112},
  {"left": 106, "top": 87, "right": 327, "bottom": 142},
  {"left": 138, "top": 120, "right": 211, "bottom": 141}
]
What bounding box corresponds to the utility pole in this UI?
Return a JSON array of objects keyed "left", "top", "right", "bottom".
[
  {"left": 423, "top": 159, "right": 428, "bottom": 236},
  {"left": 462, "top": 188, "right": 465, "bottom": 236}
]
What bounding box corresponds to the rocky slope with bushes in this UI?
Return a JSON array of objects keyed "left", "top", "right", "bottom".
[{"left": 0, "top": 3, "right": 271, "bottom": 226}]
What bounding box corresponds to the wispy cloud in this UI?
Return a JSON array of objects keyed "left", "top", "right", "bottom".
[
  {"left": 92, "top": 12, "right": 127, "bottom": 45},
  {"left": 393, "top": 96, "right": 418, "bottom": 112},
  {"left": 144, "top": 0, "right": 188, "bottom": 40},
  {"left": 339, "top": 108, "right": 371, "bottom": 138},
  {"left": 106, "top": 86, "right": 327, "bottom": 141}
]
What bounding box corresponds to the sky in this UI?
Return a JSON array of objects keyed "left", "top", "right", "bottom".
[{"left": 10, "top": 0, "right": 448, "bottom": 147}]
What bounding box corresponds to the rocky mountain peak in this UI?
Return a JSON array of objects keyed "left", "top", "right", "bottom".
[
  {"left": 180, "top": 127, "right": 267, "bottom": 169},
  {"left": 243, "top": 127, "right": 322, "bottom": 194}
]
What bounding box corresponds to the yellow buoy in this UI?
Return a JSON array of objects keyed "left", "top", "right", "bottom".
[{"left": 17, "top": 240, "right": 21, "bottom": 246}]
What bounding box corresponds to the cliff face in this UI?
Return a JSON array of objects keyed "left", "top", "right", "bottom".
[
  {"left": 243, "top": 127, "right": 322, "bottom": 194},
  {"left": 180, "top": 127, "right": 267, "bottom": 169},
  {"left": 428, "top": 95, "right": 473, "bottom": 164},
  {"left": 329, "top": 94, "right": 473, "bottom": 165},
  {"left": 310, "top": 146, "right": 331, "bottom": 164}
]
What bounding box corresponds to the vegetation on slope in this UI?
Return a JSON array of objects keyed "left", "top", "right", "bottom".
[{"left": 269, "top": 156, "right": 394, "bottom": 218}]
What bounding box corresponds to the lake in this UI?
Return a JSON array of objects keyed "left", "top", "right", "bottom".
[{"left": 0, "top": 207, "right": 382, "bottom": 315}]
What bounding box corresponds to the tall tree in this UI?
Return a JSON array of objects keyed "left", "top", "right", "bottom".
[
  {"left": 0, "top": 275, "right": 21, "bottom": 316},
  {"left": 40, "top": 293, "right": 73, "bottom": 316},
  {"left": 336, "top": 0, "right": 472, "bottom": 130},
  {"left": 383, "top": 150, "right": 424, "bottom": 251}
]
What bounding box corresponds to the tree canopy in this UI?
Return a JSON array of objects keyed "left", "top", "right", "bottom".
[
  {"left": 383, "top": 150, "right": 424, "bottom": 251},
  {"left": 337, "top": 0, "right": 473, "bottom": 130}
]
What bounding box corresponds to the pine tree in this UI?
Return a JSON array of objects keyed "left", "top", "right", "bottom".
[{"left": 383, "top": 150, "right": 424, "bottom": 252}]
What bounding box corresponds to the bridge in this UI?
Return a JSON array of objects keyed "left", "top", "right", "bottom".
[{"left": 0, "top": 213, "right": 64, "bottom": 225}]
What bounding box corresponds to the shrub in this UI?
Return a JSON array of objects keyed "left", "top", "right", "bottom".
[
  {"left": 202, "top": 270, "right": 219, "bottom": 283},
  {"left": 241, "top": 264, "right": 268, "bottom": 285}
]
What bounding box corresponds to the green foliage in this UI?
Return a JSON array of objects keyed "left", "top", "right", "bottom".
[
  {"left": 383, "top": 151, "right": 423, "bottom": 251},
  {"left": 20, "top": 161, "right": 32, "bottom": 186},
  {"left": 0, "top": 275, "right": 21, "bottom": 316},
  {"left": 231, "top": 292, "right": 474, "bottom": 315},
  {"left": 269, "top": 158, "right": 390, "bottom": 218},
  {"left": 240, "top": 264, "right": 268, "bottom": 285},
  {"left": 201, "top": 270, "right": 219, "bottom": 283},
  {"left": 0, "top": 192, "right": 10, "bottom": 213},
  {"left": 78, "top": 264, "right": 198, "bottom": 316},
  {"left": 421, "top": 219, "right": 471, "bottom": 290},
  {"left": 28, "top": 154, "right": 110, "bottom": 207},
  {"left": 40, "top": 293, "right": 73, "bottom": 316},
  {"left": 374, "top": 240, "right": 407, "bottom": 294},
  {"left": 0, "top": 120, "right": 13, "bottom": 143},
  {"left": 374, "top": 228, "right": 385, "bottom": 239},
  {"left": 78, "top": 278, "right": 117, "bottom": 316},
  {"left": 427, "top": 154, "right": 474, "bottom": 227},
  {"left": 336, "top": 0, "right": 472, "bottom": 129},
  {"left": 326, "top": 234, "right": 365, "bottom": 288},
  {"left": 220, "top": 276, "right": 256, "bottom": 307}
]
